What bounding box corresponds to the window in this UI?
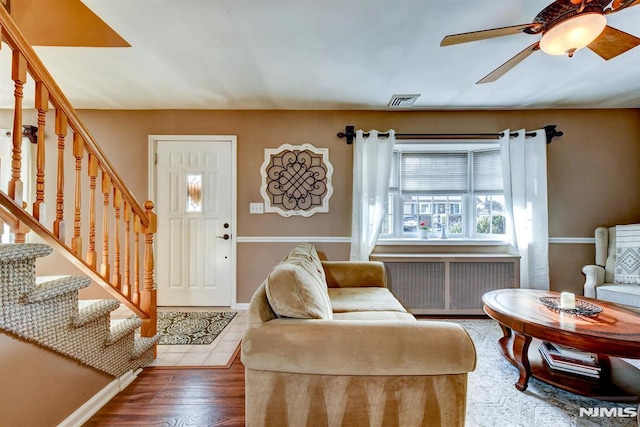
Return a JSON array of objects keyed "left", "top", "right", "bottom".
[
  {"left": 186, "top": 174, "right": 203, "bottom": 212},
  {"left": 379, "top": 145, "right": 505, "bottom": 240}
]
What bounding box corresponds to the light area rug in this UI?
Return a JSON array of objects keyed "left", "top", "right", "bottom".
[
  {"left": 157, "top": 311, "right": 237, "bottom": 345},
  {"left": 433, "top": 319, "right": 639, "bottom": 427}
]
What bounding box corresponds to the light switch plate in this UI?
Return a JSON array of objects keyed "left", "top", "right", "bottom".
[{"left": 249, "top": 203, "right": 264, "bottom": 214}]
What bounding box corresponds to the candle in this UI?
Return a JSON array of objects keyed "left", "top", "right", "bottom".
[{"left": 560, "top": 292, "right": 575, "bottom": 309}]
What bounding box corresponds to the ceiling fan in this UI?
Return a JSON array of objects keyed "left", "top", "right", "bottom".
[{"left": 440, "top": 0, "right": 640, "bottom": 84}]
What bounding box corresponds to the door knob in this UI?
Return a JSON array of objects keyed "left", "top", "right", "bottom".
[{"left": 216, "top": 234, "right": 230, "bottom": 240}]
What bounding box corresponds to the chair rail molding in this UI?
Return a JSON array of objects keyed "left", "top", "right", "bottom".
[
  {"left": 549, "top": 237, "right": 595, "bottom": 244},
  {"left": 236, "top": 236, "right": 350, "bottom": 243}
]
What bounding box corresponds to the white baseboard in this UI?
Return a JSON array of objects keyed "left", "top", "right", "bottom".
[
  {"left": 234, "top": 303, "right": 250, "bottom": 310},
  {"left": 58, "top": 369, "right": 140, "bottom": 427}
]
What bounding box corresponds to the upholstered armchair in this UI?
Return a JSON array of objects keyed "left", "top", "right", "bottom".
[{"left": 582, "top": 226, "right": 640, "bottom": 309}]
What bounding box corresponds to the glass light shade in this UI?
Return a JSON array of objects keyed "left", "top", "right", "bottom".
[{"left": 539, "top": 13, "right": 606, "bottom": 56}]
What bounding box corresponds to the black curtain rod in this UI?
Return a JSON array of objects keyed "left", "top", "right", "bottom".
[{"left": 337, "top": 125, "right": 563, "bottom": 145}]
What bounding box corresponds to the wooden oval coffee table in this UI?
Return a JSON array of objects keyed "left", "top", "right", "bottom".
[{"left": 483, "top": 288, "right": 640, "bottom": 402}]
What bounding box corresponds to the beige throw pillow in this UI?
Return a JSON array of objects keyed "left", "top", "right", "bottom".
[
  {"left": 286, "top": 243, "right": 326, "bottom": 283},
  {"left": 265, "top": 257, "right": 333, "bottom": 319}
]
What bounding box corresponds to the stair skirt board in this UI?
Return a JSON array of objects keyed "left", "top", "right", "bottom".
[{"left": 58, "top": 368, "right": 142, "bottom": 427}]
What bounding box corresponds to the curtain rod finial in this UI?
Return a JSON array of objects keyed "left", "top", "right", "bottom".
[
  {"left": 543, "top": 125, "right": 563, "bottom": 144},
  {"left": 337, "top": 125, "right": 355, "bottom": 144}
]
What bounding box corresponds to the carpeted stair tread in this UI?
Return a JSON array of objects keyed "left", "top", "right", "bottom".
[
  {"left": 23, "top": 276, "right": 91, "bottom": 303},
  {"left": 108, "top": 318, "right": 143, "bottom": 345},
  {"left": 77, "top": 299, "right": 105, "bottom": 310},
  {"left": 36, "top": 275, "right": 71, "bottom": 285},
  {"left": 1, "top": 242, "right": 157, "bottom": 377},
  {"left": 74, "top": 299, "right": 121, "bottom": 327},
  {"left": 132, "top": 335, "right": 160, "bottom": 360},
  {"left": 0, "top": 243, "right": 52, "bottom": 262}
]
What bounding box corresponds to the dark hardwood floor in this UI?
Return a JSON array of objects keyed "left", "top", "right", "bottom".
[{"left": 84, "top": 354, "right": 245, "bottom": 426}]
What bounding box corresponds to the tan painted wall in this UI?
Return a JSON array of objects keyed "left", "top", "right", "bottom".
[
  {"left": 2, "top": 109, "right": 640, "bottom": 302},
  {"left": 0, "top": 332, "right": 112, "bottom": 426}
]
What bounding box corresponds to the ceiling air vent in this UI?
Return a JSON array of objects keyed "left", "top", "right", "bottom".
[{"left": 388, "top": 94, "right": 421, "bottom": 108}]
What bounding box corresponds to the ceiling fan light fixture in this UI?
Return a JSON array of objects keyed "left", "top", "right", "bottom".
[{"left": 540, "top": 12, "right": 606, "bottom": 56}]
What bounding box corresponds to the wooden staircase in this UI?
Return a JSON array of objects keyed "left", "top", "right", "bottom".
[
  {"left": 0, "top": 4, "right": 157, "bottom": 368},
  {"left": 0, "top": 243, "right": 158, "bottom": 376}
]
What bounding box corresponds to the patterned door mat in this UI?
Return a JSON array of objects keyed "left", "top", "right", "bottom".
[{"left": 157, "top": 311, "right": 237, "bottom": 345}]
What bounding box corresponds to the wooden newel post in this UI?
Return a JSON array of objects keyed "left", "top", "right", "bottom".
[{"left": 141, "top": 200, "right": 157, "bottom": 338}]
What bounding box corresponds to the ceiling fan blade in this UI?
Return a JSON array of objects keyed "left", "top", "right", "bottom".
[
  {"left": 587, "top": 25, "right": 640, "bottom": 60},
  {"left": 440, "top": 23, "right": 542, "bottom": 47},
  {"left": 605, "top": 0, "right": 640, "bottom": 14},
  {"left": 476, "top": 42, "right": 540, "bottom": 84}
]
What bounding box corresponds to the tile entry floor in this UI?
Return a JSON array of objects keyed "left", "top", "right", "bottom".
[{"left": 111, "top": 305, "right": 248, "bottom": 367}]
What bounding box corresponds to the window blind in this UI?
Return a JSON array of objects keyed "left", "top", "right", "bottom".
[
  {"left": 401, "top": 153, "right": 468, "bottom": 193},
  {"left": 472, "top": 150, "right": 503, "bottom": 192},
  {"left": 389, "top": 151, "right": 399, "bottom": 191}
]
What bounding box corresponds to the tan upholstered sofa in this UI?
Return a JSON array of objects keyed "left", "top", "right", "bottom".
[{"left": 241, "top": 243, "right": 477, "bottom": 427}]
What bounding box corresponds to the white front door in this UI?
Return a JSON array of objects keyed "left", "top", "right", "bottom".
[{"left": 153, "top": 136, "right": 236, "bottom": 306}]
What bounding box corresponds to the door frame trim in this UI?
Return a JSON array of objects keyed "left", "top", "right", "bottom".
[{"left": 148, "top": 135, "right": 238, "bottom": 308}]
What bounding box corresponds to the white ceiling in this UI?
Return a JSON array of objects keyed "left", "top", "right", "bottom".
[{"left": 2, "top": 0, "right": 640, "bottom": 110}]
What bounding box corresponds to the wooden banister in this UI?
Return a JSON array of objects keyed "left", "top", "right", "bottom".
[
  {"left": 0, "top": 7, "right": 157, "bottom": 340},
  {"left": 0, "top": 192, "right": 149, "bottom": 319},
  {"left": 0, "top": 6, "right": 148, "bottom": 228}
]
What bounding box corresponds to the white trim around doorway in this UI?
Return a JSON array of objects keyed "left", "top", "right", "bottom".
[{"left": 148, "top": 135, "right": 238, "bottom": 309}]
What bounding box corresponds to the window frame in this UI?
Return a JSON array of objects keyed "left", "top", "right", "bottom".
[{"left": 378, "top": 144, "right": 507, "bottom": 242}]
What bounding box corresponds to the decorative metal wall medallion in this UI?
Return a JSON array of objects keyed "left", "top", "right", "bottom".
[{"left": 260, "top": 143, "right": 333, "bottom": 217}]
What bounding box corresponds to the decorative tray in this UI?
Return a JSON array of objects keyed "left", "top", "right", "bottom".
[{"left": 539, "top": 297, "right": 603, "bottom": 316}]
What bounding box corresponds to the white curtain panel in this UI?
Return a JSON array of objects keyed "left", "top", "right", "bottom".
[
  {"left": 500, "top": 129, "right": 550, "bottom": 289},
  {"left": 350, "top": 129, "right": 395, "bottom": 261}
]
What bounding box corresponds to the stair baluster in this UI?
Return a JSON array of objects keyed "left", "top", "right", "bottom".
[
  {"left": 54, "top": 110, "right": 67, "bottom": 240},
  {"left": 123, "top": 202, "right": 132, "bottom": 299},
  {"left": 87, "top": 153, "right": 98, "bottom": 268},
  {"left": 33, "top": 81, "right": 48, "bottom": 222},
  {"left": 8, "top": 50, "right": 26, "bottom": 204},
  {"left": 133, "top": 215, "right": 141, "bottom": 306},
  {"left": 101, "top": 170, "right": 111, "bottom": 280},
  {"left": 113, "top": 188, "right": 122, "bottom": 290},
  {"left": 72, "top": 134, "right": 83, "bottom": 256}
]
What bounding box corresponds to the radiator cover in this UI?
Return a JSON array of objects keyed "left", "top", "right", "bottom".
[{"left": 374, "top": 254, "right": 520, "bottom": 315}]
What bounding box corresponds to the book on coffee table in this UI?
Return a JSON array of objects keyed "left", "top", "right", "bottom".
[
  {"left": 543, "top": 342, "right": 596, "bottom": 362},
  {"left": 539, "top": 341, "right": 600, "bottom": 379}
]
